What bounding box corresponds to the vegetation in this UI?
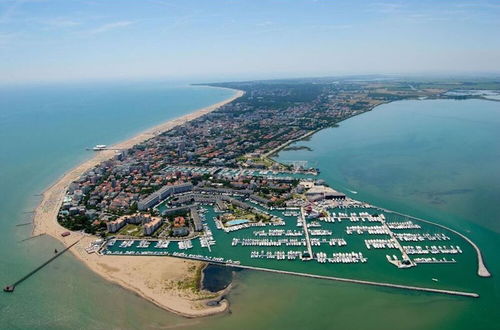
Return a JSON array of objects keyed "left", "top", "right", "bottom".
[
  {"left": 117, "top": 224, "right": 142, "bottom": 237},
  {"left": 222, "top": 204, "right": 271, "bottom": 223},
  {"left": 282, "top": 145, "right": 312, "bottom": 152},
  {"left": 177, "top": 264, "right": 203, "bottom": 292}
]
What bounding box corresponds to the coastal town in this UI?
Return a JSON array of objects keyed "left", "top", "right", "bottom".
[
  {"left": 57, "top": 79, "right": 457, "bottom": 235},
  {"left": 4, "top": 0, "right": 500, "bottom": 327},
  {"left": 4, "top": 77, "right": 491, "bottom": 319},
  {"left": 53, "top": 79, "right": 489, "bottom": 298}
]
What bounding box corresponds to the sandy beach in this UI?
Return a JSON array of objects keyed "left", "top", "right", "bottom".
[{"left": 32, "top": 88, "right": 244, "bottom": 317}]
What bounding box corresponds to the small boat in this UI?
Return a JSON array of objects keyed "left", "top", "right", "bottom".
[
  {"left": 432, "top": 278, "right": 439, "bottom": 282},
  {"left": 54, "top": 249, "right": 58, "bottom": 254}
]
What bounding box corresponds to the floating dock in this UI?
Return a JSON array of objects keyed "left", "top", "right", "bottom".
[{"left": 380, "top": 208, "right": 491, "bottom": 277}]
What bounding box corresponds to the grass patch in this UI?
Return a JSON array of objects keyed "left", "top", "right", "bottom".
[
  {"left": 177, "top": 264, "right": 203, "bottom": 292},
  {"left": 117, "top": 224, "right": 143, "bottom": 237}
]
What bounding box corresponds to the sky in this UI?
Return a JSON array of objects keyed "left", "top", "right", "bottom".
[{"left": 0, "top": 0, "right": 499, "bottom": 83}]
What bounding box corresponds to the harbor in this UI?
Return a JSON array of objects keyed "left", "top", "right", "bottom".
[
  {"left": 97, "top": 204, "right": 480, "bottom": 297},
  {"left": 3, "top": 75, "right": 497, "bottom": 328}
]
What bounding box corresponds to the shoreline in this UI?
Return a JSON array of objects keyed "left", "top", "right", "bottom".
[
  {"left": 30, "top": 89, "right": 491, "bottom": 318},
  {"left": 31, "top": 87, "right": 244, "bottom": 318},
  {"left": 265, "top": 100, "right": 388, "bottom": 160},
  {"left": 271, "top": 98, "right": 491, "bottom": 278}
]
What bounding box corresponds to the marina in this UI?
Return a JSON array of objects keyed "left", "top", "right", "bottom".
[
  {"left": 97, "top": 203, "right": 482, "bottom": 297},
  {"left": 2, "top": 74, "right": 496, "bottom": 328},
  {"left": 380, "top": 207, "right": 492, "bottom": 277}
]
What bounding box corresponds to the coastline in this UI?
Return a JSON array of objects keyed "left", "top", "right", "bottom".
[
  {"left": 264, "top": 100, "right": 387, "bottom": 160},
  {"left": 271, "top": 98, "right": 491, "bottom": 278},
  {"left": 30, "top": 89, "right": 492, "bottom": 318},
  {"left": 31, "top": 88, "right": 244, "bottom": 318}
]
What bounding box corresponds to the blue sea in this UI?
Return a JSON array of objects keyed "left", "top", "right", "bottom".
[{"left": 0, "top": 81, "right": 236, "bottom": 328}]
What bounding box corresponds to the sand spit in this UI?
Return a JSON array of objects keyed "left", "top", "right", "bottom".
[{"left": 32, "top": 88, "right": 244, "bottom": 317}]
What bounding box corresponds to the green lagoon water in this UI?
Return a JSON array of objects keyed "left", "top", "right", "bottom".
[{"left": 1, "top": 87, "right": 499, "bottom": 330}]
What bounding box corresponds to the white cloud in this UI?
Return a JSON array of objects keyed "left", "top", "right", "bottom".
[
  {"left": 256, "top": 21, "right": 274, "bottom": 27},
  {"left": 43, "top": 18, "right": 81, "bottom": 27},
  {"left": 369, "top": 2, "right": 405, "bottom": 14},
  {"left": 89, "top": 20, "right": 134, "bottom": 34}
]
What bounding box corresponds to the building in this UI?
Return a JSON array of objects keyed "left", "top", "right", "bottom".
[
  {"left": 106, "top": 214, "right": 157, "bottom": 233},
  {"left": 172, "top": 227, "right": 189, "bottom": 237},
  {"left": 138, "top": 182, "right": 193, "bottom": 210},
  {"left": 190, "top": 207, "right": 203, "bottom": 232},
  {"left": 173, "top": 216, "right": 186, "bottom": 227},
  {"left": 106, "top": 217, "right": 127, "bottom": 233},
  {"left": 143, "top": 217, "right": 162, "bottom": 236},
  {"left": 193, "top": 186, "right": 253, "bottom": 196},
  {"left": 169, "top": 192, "right": 216, "bottom": 206},
  {"left": 215, "top": 199, "right": 227, "bottom": 211},
  {"left": 305, "top": 185, "right": 346, "bottom": 201},
  {"left": 161, "top": 206, "right": 192, "bottom": 216},
  {"left": 250, "top": 194, "right": 271, "bottom": 205}
]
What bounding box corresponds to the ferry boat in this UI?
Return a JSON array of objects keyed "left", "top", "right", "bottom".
[{"left": 92, "top": 144, "right": 107, "bottom": 151}]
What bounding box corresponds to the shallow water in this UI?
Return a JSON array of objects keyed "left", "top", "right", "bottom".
[{"left": 202, "top": 264, "right": 235, "bottom": 292}]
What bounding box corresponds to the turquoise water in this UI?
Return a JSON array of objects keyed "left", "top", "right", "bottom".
[
  {"left": 1, "top": 87, "right": 499, "bottom": 329},
  {"left": 268, "top": 99, "right": 500, "bottom": 330}
]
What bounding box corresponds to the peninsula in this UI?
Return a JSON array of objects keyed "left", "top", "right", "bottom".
[
  {"left": 31, "top": 89, "right": 244, "bottom": 317},
  {"left": 29, "top": 77, "right": 497, "bottom": 317}
]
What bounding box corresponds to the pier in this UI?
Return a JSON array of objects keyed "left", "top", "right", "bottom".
[
  {"left": 380, "top": 208, "right": 491, "bottom": 277},
  {"left": 231, "top": 264, "right": 480, "bottom": 298},
  {"left": 4, "top": 239, "right": 80, "bottom": 293},
  {"left": 85, "top": 147, "right": 124, "bottom": 151},
  {"left": 15, "top": 222, "right": 33, "bottom": 227},
  {"left": 19, "top": 233, "right": 45, "bottom": 243},
  {"left": 157, "top": 253, "right": 479, "bottom": 298},
  {"left": 300, "top": 207, "right": 314, "bottom": 259},
  {"left": 379, "top": 215, "right": 416, "bottom": 268}
]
